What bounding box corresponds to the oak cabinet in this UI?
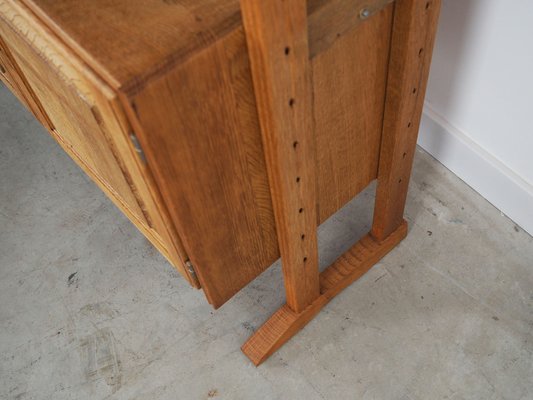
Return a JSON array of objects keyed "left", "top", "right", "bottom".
[
  {"left": 1, "top": 0, "right": 440, "bottom": 364},
  {"left": 0, "top": 0, "right": 196, "bottom": 289}
]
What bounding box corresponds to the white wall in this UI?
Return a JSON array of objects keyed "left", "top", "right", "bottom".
[{"left": 418, "top": 0, "right": 533, "bottom": 235}]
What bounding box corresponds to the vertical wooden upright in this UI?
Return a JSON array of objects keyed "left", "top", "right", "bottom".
[
  {"left": 372, "top": 0, "right": 442, "bottom": 241},
  {"left": 240, "top": 0, "right": 320, "bottom": 313},
  {"left": 241, "top": 0, "right": 441, "bottom": 366}
]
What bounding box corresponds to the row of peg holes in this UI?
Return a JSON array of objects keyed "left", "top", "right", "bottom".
[
  {"left": 285, "top": 45, "right": 308, "bottom": 264},
  {"left": 285, "top": 0, "right": 431, "bottom": 256},
  {"left": 399, "top": 1, "right": 430, "bottom": 186}
]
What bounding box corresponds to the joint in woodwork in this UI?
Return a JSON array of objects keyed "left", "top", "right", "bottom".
[{"left": 242, "top": 221, "right": 408, "bottom": 365}]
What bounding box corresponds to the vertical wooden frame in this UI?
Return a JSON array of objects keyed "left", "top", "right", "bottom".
[
  {"left": 240, "top": 0, "right": 441, "bottom": 365},
  {"left": 240, "top": 0, "right": 320, "bottom": 313},
  {"left": 372, "top": 0, "right": 442, "bottom": 240}
]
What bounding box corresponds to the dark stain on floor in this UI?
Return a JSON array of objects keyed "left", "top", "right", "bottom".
[{"left": 67, "top": 272, "right": 78, "bottom": 286}]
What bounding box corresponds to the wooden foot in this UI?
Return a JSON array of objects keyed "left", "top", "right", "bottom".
[{"left": 242, "top": 221, "right": 408, "bottom": 365}]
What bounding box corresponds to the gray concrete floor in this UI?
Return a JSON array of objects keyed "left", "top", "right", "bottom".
[{"left": 1, "top": 83, "right": 532, "bottom": 400}]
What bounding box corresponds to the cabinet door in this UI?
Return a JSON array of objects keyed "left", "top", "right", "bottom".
[
  {"left": 0, "top": 20, "right": 147, "bottom": 226},
  {"left": 0, "top": 1, "right": 196, "bottom": 285},
  {"left": 0, "top": 35, "right": 51, "bottom": 128}
]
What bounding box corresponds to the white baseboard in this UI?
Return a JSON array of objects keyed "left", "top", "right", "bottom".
[{"left": 418, "top": 103, "right": 533, "bottom": 236}]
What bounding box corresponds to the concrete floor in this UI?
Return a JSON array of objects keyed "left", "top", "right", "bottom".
[{"left": 1, "top": 83, "right": 532, "bottom": 400}]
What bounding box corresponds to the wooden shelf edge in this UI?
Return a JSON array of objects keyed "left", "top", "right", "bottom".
[{"left": 241, "top": 220, "right": 408, "bottom": 366}]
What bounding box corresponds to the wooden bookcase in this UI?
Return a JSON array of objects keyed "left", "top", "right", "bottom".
[{"left": 0, "top": 0, "right": 440, "bottom": 365}]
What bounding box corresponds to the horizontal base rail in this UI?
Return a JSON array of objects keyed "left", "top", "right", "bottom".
[{"left": 241, "top": 220, "right": 408, "bottom": 365}]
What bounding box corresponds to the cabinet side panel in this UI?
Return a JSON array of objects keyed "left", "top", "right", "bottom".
[
  {"left": 129, "top": 28, "right": 279, "bottom": 308},
  {"left": 312, "top": 4, "right": 394, "bottom": 223}
]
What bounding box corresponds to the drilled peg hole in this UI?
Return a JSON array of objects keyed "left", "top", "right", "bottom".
[
  {"left": 419, "top": 48, "right": 424, "bottom": 57},
  {"left": 425, "top": 2, "right": 430, "bottom": 9},
  {"left": 284, "top": 46, "right": 290, "bottom": 55},
  {"left": 399, "top": 178, "right": 403, "bottom": 183},
  {"left": 296, "top": 177, "right": 301, "bottom": 183},
  {"left": 293, "top": 141, "right": 299, "bottom": 149},
  {"left": 299, "top": 208, "right": 304, "bottom": 213},
  {"left": 301, "top": 234, "right": 306, "bottom": 240},
  {"left": 412, "top": 88, "right": 417, "bottom": 94},
  {"left": 403, "top": 152, "right": 407, "bottom": 159},
  {"left": 303, "top": 257, "right": 308, "bottom": 263},
  {"left": 289, "top": 98, "right": 295, "bottom": 107},
  {"left": 408, "top": 122, "right": 412, "bottom": 128}
]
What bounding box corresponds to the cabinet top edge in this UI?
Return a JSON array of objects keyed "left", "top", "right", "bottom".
[
  {"left": 10, "top": 0, "right": 341, "bottom": 95},
  {"left": 13, "top": 0, "right": 240, "bottom": 93}
]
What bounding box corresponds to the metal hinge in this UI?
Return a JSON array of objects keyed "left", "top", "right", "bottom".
[
  {"left": 185, "top": 260, "right": 198, "bottom": 281},
  {"left": 129, "top": 132, "right": 146, "bottom": 163}
]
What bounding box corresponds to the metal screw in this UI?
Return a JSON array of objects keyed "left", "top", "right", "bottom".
[{"left": 359, "top": 8, "right": 371, "bottom": 19}]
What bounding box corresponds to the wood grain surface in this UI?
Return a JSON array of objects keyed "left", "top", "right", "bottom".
[
  {"left": 240, "top": 0, "right": 321, "bottom": 312},
  {"left": 21, "top": 0, "right": 393, "bottom": 93},
  {"left": 0, "top": 0, "right": 197, "bottom": 284},
  {"left": 312, "top": 4, "right": 393, "bottom": 223},
  {"left": 0, "top": 35, "right": 52, "bottom": 129},
  {"left": 127, "top": 28, "right": 279, "bottom": 307},
  {"left": 21, "top": 0, "right": 242, "bottom": 92},
  {"left": 308, "top": 0, "right": 394, "bottom": 58},
  {"left": 1, "top": 0, "right": 440, "bottom": 318},
  {"left": 242, "top": 221, "right": 408, "bottom": 365},
  {"left": 372, "top": 0, "right": 441, "bottom": 240}
]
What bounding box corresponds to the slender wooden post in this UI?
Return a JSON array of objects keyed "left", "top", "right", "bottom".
[
  {"left": 372, "top": 0, "right": 441, "bottom": 241},
  {"left": 241, "top": 0, "right": 440, "bottom": 366},
  {"left": 240, "top": 0, "right": 320, "bottom": 312}
]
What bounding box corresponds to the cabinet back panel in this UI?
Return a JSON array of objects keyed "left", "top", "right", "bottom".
[{"left": 313, "top": 4, "right": 393, "bottom": 223}]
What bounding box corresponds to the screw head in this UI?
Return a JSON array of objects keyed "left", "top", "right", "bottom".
[{"left": 359, "top": 8, "right": 371, "bottom": 19}]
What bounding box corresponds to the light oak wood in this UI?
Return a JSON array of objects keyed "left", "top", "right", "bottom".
[
  {"left": 21, "top": 0, "right": 242, "bottom": 92},
  {"left": 313, "top": 4, "right": 393, "bottom": 223},
  {"left": 308, "top": 0, "right": 394, "bottom": 58},
  {"left": 1, "top": 0, "right": 440, "bottom": 364},
  {"left": 241, "top": 0, "right": 440, "bottom": 365},
  {"left": 0, "top": 0, "right": 197, "bottom": 285},
  {"left": 1, "top": 0, "right": 426, "bottom": 306},
  {"left": 0, "top": 35, "right": 52, "bottom": 129},
  {"left": 372, "top": 0, "right": 441, "bottom": 241},
  {"left": 240, "top": 0, "right": 320, "bottom": 313},
  {"left": 125, "top": 28, "right": 279, "bottom": 307},
  {"left": 21, "top": 0, "right": 394, "bottom": 93},
  {"left": 117, "top": 0, "right": 403, "bottom": 307},
  {"left": 0, "top": 3, "right": 148, "bottom": 227},
  {"left": 242, "top": 221, "right": 408, "bottom": 365}
]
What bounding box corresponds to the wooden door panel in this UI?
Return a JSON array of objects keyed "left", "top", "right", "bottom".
[
  {"left": 0, "top": 35, "right": 51, "bottom": 128},
  {"left": 0, "top": 0, "right": 197, "bottom": 285},
  {"left": 0, "top": 7, "right": 148, "bottom": 228}
]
